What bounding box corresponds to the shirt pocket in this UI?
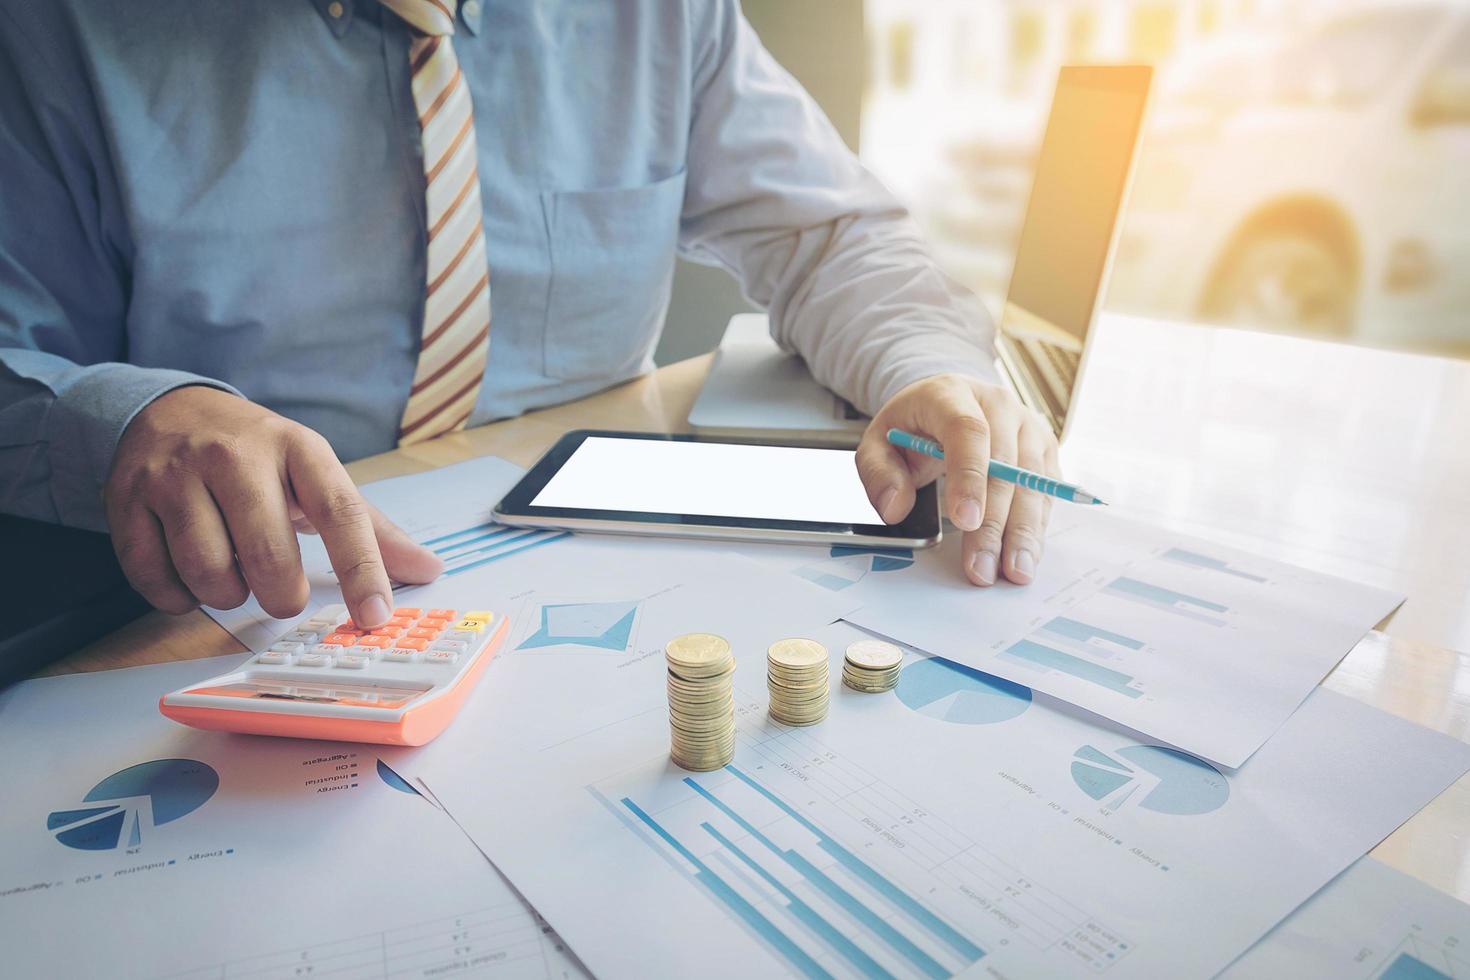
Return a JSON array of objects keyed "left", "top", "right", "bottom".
[{"left": 539, "top": 169, "right": 687, "bottom": 382}]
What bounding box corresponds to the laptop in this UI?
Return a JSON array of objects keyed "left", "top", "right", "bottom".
[
  {"left": 995, "top": 64, "right": 1152, "bottom": 440},
  {"left": 687, "top": 64, "right": 1152, "bottom": 445}
]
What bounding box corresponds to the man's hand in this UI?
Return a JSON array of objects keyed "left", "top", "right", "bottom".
[
  {"left": 104, "top": 387, "right": 443, "bottom": 627},
  {"left": 855, "top": 375, "right": 1059, "bottom": 587}
]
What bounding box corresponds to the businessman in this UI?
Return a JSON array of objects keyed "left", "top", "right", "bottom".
[{"left": 0, "top": 0, "right": 1058, "bottom": 631}]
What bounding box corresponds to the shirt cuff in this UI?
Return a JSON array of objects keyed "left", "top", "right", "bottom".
[
  {"left": 869, "top": 331, "right": 1002, "bottom": 414},
  {"left": 47, "top": 364, "right": 242, "bottom": 531}
]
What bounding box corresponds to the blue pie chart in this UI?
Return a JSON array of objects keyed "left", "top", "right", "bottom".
[
  {"left": 1070, "top": 744, "right": 1229, "bottom": 816},
  {"left": 896, "top": 656, "right": 1032, "bottom": 725},
  {"left": 47, "top": 759, "right": 219, "bottom": 851}
]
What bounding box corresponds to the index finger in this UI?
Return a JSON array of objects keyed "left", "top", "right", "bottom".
[
  {"left": 927, "top": 404, "right": 991, "bottom": 533},
  {"left": 285, "top": 432, "right": 394, "bottom": 628}
]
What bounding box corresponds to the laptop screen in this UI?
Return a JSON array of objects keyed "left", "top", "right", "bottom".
[{"left": 1005, "top": 66, "right": 1151, "bottom": 343}]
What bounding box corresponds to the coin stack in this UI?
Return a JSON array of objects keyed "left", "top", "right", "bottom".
[
  {"left": 842, "top": 639, "right": 904, "bottom": 693},
  {"left": 665, "top": 633, "right": 737, "bottom": 772},
  {"left": 767, "top": 638, "right": 830, "bottom": 726}
]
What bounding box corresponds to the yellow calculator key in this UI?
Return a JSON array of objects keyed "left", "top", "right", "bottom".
[{"left": 454, "top": 618, "right": 485, "bottom": 632}]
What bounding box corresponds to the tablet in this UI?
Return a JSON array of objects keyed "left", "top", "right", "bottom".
[{"left": 494, "top": 430, "right": 941, "bottom": 548}]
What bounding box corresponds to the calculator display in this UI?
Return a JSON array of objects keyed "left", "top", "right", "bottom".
[{"left": 186, "top": 681, "right": 426, "bottom": 709}]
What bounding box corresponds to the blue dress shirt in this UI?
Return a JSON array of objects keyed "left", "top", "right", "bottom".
[{"left": 0, "top": 0, "right": 996, "bottom": 531}]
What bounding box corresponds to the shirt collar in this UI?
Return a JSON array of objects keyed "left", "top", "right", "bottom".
[{"left": 309, "top": 0, "right": 482, "bottom": 38}]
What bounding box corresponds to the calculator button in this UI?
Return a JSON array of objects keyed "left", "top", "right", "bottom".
[
  {"left": 369, "top": 627, "right": 404, "bottom": 638},
  {"left": 427, "top": 609, "right": 457, "bottom": 620},
  {"left": 386, "top": 616, "right": 415, "bottom": 629},
  {"left": 431, "top": 640, "right": 468, "bottom": 654},
  {"left": 335, "top": 654, "right": 370, "bottom": 669},
  {"left": 393, "top": 607, "right": 423, "bottom": 618},
  {"left": 453, "top": 619, "right": 485, "bottom": 632},
  {"left": 444, "top": 630, "right": 479, "bottom": 645},
  {"left": 419, "top": 618, "right": 451, "bottom": 631},
  {"left": 311, "top": 644, "right": 339, "bottom": 658},
  {"left": 269, "top": 641, "right": 305, "bottom": 655},
  {"left": 256, "top": 651, "right": 293, "bottom": 666},
  {"left": 397, "top": 637, "right": 430, "bottom": 651},
  {"left": 464, "top": 610, "right": 493, "bottom": 622},
  {"left": 357, "top": 635, "right": 393, "bottom": 649},
  {"left": 425, "top": 650, "right": 459, "bottom": 666},
  {"left": 283, "top": 630, "right": 322, "bottom": 644},
  {"left": 322, "top": 633, "right": 357, "bottom": 646},
  {"left": 386, "top": 648, "right": 421, "bottom": 663},
  {"left": 297, "top": 653, "right": 333, "bottom": 668},
  {"left": 349, "top": 644, "right": 385, "bottom": 660},
  {"left": 407, "top": 627, "right": 440, "bottom": 640}
]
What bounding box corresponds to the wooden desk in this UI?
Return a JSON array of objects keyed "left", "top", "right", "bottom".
[{"left": 40, "top": 333, "right": 1470, "bottom": 903}]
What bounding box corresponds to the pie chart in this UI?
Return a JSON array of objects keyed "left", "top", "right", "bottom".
[
  {"left": 895, "top": 655, "right": 1032, "bottom": 725},
  {"left": 378, "top": 758, "right": 421, "bottom": 796},
  {"left": 1070, "top": 744, "right": 1229, "bottom": 816},
  {"left": 47, "top": 759, "right": 219, "bottom": 851}
]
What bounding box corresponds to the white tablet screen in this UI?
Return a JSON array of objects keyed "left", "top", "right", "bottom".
[{"left": 531, "top": 437, "right": 884, "bottom": 525}]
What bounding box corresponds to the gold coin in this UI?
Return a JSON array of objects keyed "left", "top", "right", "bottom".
[
  {"left": 666, "top": 633, "right": 732, "bottom": 670},
  {"left": 767, "top": 638, "right": 828, "bottom": 670},
  {"left": 845, "top": 639, "right": 903, "bottom": 671}
]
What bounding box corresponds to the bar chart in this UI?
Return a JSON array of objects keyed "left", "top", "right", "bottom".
[
  {"left": 418, "top": 521, "right": 569, "bottom": 580},
  {"left": 592, "top": 720, "right": 1132, "bottom": 979}
]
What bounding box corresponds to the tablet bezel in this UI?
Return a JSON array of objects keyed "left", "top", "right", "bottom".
[{"left": 493, "top": 430, "right": 942, "bottom": 548}]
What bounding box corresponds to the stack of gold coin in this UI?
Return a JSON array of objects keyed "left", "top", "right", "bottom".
[
  {"left": 666, "top": 633, "right": 737, "bottom": 772},
  {"left": 767, "top": 638, "right": 830, "bottom": 726},
  {"left": 842, "top": 638, "right": 904, "bottom": 693}
]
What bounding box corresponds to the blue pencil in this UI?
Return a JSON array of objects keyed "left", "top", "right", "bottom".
[{"left": 886, "top": 428, "right": 1107, "bottom": 506}]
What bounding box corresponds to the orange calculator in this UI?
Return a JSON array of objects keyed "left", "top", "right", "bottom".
[{"left": 160, "top": 604, "right": 508, "bottom": 745}]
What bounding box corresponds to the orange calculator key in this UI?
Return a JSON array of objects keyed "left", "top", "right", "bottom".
[
  {"left": 322, "top": 633, "right": 357, "bottom": 646},
  {"left": 357, "top": 635, "right": 393, "bottom": 649},
  {"left": 370, "top": 627, "right": 404, "bottom": 638},
  {"left": 427, "top": 609, "right": 457, "bottom": 621},
  {"left": 420, "top": 618, "right": 451, "bottom": 631},
  {"left": 386, "top": 616, "right": 415, "bottom": 629},
  {"left": 393, "top": 608, "right": 423, "bottom": 618},
  {"left": 408, "top": 627, "right": 440, "bottom": 640}
]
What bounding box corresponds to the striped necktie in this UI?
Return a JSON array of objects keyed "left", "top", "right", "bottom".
[{"left": 380, "top": 0, "right": 492, "bottom": 445}]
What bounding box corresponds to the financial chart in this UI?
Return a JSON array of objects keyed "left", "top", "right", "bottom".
[{"left": 590, "top": 705, "right": 1133, "bottom": 980}]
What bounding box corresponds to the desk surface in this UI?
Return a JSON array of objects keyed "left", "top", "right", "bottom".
[{"left": 41, "top": 323, "right": 1470, "bottom": 903}]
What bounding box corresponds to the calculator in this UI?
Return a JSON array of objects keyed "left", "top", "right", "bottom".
[{"left": 159, "top": 604, "right": 508, "bottom": 746}]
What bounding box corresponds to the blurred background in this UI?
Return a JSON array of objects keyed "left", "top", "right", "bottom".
[{"left": 657, "top": 0, "right": 1470, "bottom": 364}]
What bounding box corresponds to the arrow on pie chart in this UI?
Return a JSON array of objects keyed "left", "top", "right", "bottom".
[{"left": 47, "top": 759, "right": 219, "bottom": 850}]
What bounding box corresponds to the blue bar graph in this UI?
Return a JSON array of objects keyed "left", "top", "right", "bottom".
[
  {"left": 702, "top": 822, "right": 894, "bottom": 980},
  {"left": 440, "top": 531, "right": 569, "bottom": 578},
  {"left": 1001, "top": 640, "right": 1143, "bottom": 699},
  {"left": 1161, "top": 548, "right": 1268, "bottom": 584},
  {"left": 422, "top": 521, "right": 499, "bottom": 548},
  {"left": 1108, "top": 577, "right": 1228, "bottom": 613},
  {"left": 685, "top": 779, "right": 948, "bottom": 979},
  {"left": 433, "top": 525, "right": 523, "bottom": 558},
  {"left": 1380, "top": 952, "right": 1452, "bottom": 980},
  {"left": 1041, "top": 617, "right": 1144, "bottom": 651},
  {"left": 621, "top": 798, "right": 834, "bottom": 980},
  {"left": 725, "top": 765, "right": 986, "bottom": 965}
]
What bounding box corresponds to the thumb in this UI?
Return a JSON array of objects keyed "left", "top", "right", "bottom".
[{"left": 368, "top": 503, "right": 444, "bottom": 585}]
